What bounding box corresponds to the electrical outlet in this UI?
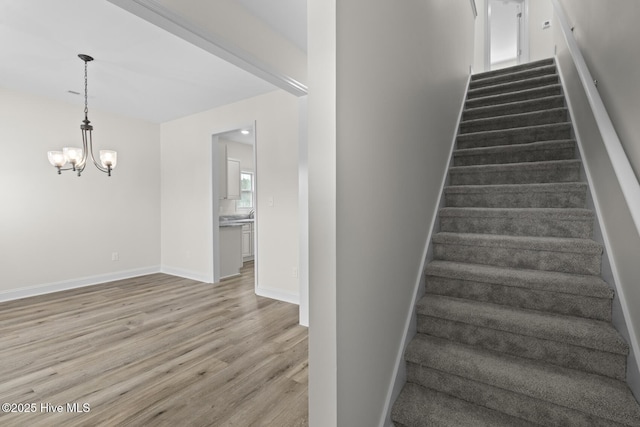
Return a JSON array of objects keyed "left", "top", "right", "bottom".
[
  {"left": 111, "top": 252, "right": 119, "bottom": 261},
  {"left": 292, "top": 267, "right": 298, "bottom": 278},
  {"left": 268, "top": 196, "right": 274, "bottom": 207}
]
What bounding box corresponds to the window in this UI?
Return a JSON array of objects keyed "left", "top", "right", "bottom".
[{"left": 237, "top": 172, "right": 254, "bottom": 209}]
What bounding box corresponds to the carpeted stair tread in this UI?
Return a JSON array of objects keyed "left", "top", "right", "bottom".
[
  {"left": 392, "top": 383, "right": 538, "bottom": 427},
  {"left": 417, "top": 294, "right": 627, "bottom": 354},
  {"left": 444, "top": 182, "right": 588, "bottom": 208},
  {"left": 432, "top": 232, "right": 602, "bottom": 255},
  {"left": 449, "top": 159, "right": 581, "bottom": 185},
  {"left": 453, "top": 140, "right": 576, "bottom": 166},
  {"left": 425, "top": 260, "right": 612, "bottom": 300},
  {"left": 465, "top": 84, "right": 563, "bottom": 110},
  {"left": 439, "top": 207, "right": 594, "bottom": 238},
  {"left": 432, "top": 232, "right": 602, "bottom": 275},
  {"left": 459, "top": 108, "right": 568, "bottom": 134},
  {"left": 467, "top": 74, "right": 559, "bottom": 99},
  {"left": 469, "top": 64, "right": 557, "bottom": 90},
  {"left": 424, "top": 260, "right": 612, "bottom": 321},
  {"left": 463, "top": 94, "right": 565, "bottom": 121},
  {"left": 405, "top": 335, "right": 640, "bottom": 426},
  {"left": 457, "top": 122, "right": 572, "bottom": 149},
  {"left": 471, "top": 58, "right": 555, "bottom": 81}
]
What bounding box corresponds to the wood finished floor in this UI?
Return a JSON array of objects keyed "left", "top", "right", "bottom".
[{"left": 0, "top": 262, "right": 308, "bottom": 426}]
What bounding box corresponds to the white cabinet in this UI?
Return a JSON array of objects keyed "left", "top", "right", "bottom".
[
  {"left": 226, "top": 158, "right": 241, "bottom": 199},
  {"left": 218, "top": 144, "right": 241, "bottom": 200},
  {"left": 241, "top": 223, "right": 253, "bottom": 261},
  {"left": 219, "top": 225, "right": 243, "bottom": 279}
]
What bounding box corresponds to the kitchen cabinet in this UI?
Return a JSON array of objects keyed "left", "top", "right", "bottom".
[
  {"left": 219, "top": 225, "right": 243, "bottom": 279},
  {"left": 242, "top": 223, "right": 254, "bottom": 261},
  {"left": 218, "top": 144, "right": 241, "bottom": 200}
]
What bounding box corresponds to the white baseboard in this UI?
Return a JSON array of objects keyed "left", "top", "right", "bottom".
[
  {"left": 160, "top": 266, "right": 211, "bottom": 283},
  {"left": 0, "top": 266, "right": 161, "bottom": 303},
  {"left": 255, "top": 285, "right": 300, "bottom": 305}
]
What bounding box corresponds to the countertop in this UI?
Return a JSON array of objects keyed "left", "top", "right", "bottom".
[{"left": 219, "top": 215, "right": 254, "bottom": 228}]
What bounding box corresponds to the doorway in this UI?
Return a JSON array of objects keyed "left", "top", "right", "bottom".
[
  {"left": 212, "top": 124, "right": 257, "bottom": 286},
  {"left": 487, "top": 0, "right": 529, "bottom": 70}
]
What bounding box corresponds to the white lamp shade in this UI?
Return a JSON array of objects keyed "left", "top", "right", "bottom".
[
  {"left": 100, "top": 150, "right": 117, "bottom": 169},
  {"left": 63, "top": 147, "right": 83, "bottom": 164},
  {"left": 47, "top": 151, "right": 66, "bottom": 167}
]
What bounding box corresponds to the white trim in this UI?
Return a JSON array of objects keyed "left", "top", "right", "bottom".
[
  {"left": 379, "top": 72, "right": 472, "bottom": 427},
  {"left": 298, "top": 96, "right": 310, "bottom": 327},
  {"left": 255, "top": 286, "right": 300, "bottom": 305},
  {"left": 553, "top": 0, "right": 640, "bottom": 387},
  {"left": 106, "top": 0, "right": 307, "bottom": 97},
  {"left": 552, "top": 0, "right": 640, "bottom": 239},
  {"left": 161, "top": 265, "right": 210, "bottom": 283},
  {"left": 0, "top": 266, "right": 161, "bottom": 303}
]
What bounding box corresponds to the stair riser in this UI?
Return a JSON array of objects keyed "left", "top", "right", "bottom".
[
  {"left": 406, "top": 363, "right": 624, "bottom": 427},
  {"left": 471, "top": 59, "right": 555, "bottom": 81},
  {"left": 457, "top": 124, "right": 572, "bottom": 150},
  {"left": 425, "top": 275, "right": 611, "bottom": 321},
  {"left": 463, "top": 96, "right": 565, "bottom": 121},
  {"left": 466, "top": 85, "right": 563, "bottom": 109},
  {"left": 433, "top": 242, "right": 601, "bottom": 275},
  {"left": 449, "top": 163, "right": 580, "bottom": 185},
  {"left": 460, "top": 109, "right": 568, "bottom": 134},
  {"left": 445, "top": 188, "right": 587, "bottom": 209},
  {"left": 392, "top": 384, "right": 537, "bottom": 427},
  {"left": 418, "top": 316, "right": 625, "bottom": 379},
  {"left": 453, "top": 143, "right": 575, "bottom": 166},
  {"left": 470, "top": 66, "right": 557, "bottom": 90},
  {"left": 468, "top": 75, "right": 559, "bottom": 99},
  {"left": 439, "top": 214, "right": 593, "bottom": 238}
]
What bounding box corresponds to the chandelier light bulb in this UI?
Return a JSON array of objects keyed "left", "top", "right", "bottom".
[{"left": 100, "top": 150, "right": 117, "bottom": 169}]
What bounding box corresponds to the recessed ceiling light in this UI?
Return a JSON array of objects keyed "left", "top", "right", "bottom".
[{"left": 241, "top": 129, "right": 250, "bottom": 135}]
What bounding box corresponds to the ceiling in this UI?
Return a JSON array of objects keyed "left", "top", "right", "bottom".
[{"left": 0, "top": 0, "right": 306, "bottom": 124}]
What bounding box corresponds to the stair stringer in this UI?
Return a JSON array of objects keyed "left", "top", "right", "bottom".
[
  {"left": 556, "top": 56, "right": 640, "bottom": 400},
  {"left": 380, "top": 72, "right": 472, "bottom": 427}
]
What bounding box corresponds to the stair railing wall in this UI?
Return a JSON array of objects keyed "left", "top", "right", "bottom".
[
  {"left": 380, "top": 73, "right": 473, "bottom": 427},
  {"left": 552, "top": 0, "right": 640, "bottom": 397}
]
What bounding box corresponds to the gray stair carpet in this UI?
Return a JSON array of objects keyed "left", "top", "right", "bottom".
[{"left": 391, "top": 58, "right": 640, "bottom": 426}]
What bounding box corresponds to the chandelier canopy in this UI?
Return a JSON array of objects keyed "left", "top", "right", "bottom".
[{"left": 47, "top": 54, "right": 117, "bottom": 177}]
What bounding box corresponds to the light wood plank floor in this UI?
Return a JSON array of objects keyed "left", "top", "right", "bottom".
[{"left": 0, "top": 262, "right": 308, "bottom": 426}]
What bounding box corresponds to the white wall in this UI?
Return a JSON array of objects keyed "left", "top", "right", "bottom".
[
  {"left": 308, "top": 0, "right": 475, "bottom": 425},
  {"left": 553, "top": 0, "right": 640, "bottom": 395},
  {"left": 0, "top": 86, "right": 160, "bottom": 298},
  {"left": 160, "top": 90, "right": 300, "bottom": 299},
  {"left": 308, "top": 0, "right": 337, "bottom": 424},
  {"left": 529, "top": 0, "right": 555, "bottom": 61},
  {"left": 556, "top": 0, "right": 640, "bottom": 181}
]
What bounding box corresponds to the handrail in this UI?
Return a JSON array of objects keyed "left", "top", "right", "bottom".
[{"left": 552, "top": 0, "right": 640, "bottom": 239}]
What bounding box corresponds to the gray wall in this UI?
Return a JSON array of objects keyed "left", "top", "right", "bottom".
[
  {"left": 557, "top": 0, "right": 640, "bottom": 181},
  {"left": 553, "top": 0, "right": 640, "bottom": 394},
  {"left": 0, "top": 86, "right": 160, "bottom": 297},
  {"left": 308, "top": 0, "right": 475, "bottom": 425}
]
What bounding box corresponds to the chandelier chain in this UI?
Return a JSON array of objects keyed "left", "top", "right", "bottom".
[{"left": 84, "top": 60, "right": 89, "bottom": 118}]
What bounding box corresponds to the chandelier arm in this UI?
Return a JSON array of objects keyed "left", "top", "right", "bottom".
[{"left": 86, "top": 130, "right": 110, "bottom": 174}]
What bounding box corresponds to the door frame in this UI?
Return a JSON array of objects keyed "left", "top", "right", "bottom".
[
  {"left": 485, "top": 0, "right": 530, "bottom": 70},
  {"left": 211, "top": 122, "right": 258, "bottom": 286}
]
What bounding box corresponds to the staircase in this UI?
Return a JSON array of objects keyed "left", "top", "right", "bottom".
[{"left": 391, "top": 58, "right": 640, "bottom": 426}]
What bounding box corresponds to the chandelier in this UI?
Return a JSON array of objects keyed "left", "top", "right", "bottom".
[{"left": 47, "top": 54, "right": 117, "bottom": 176}]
